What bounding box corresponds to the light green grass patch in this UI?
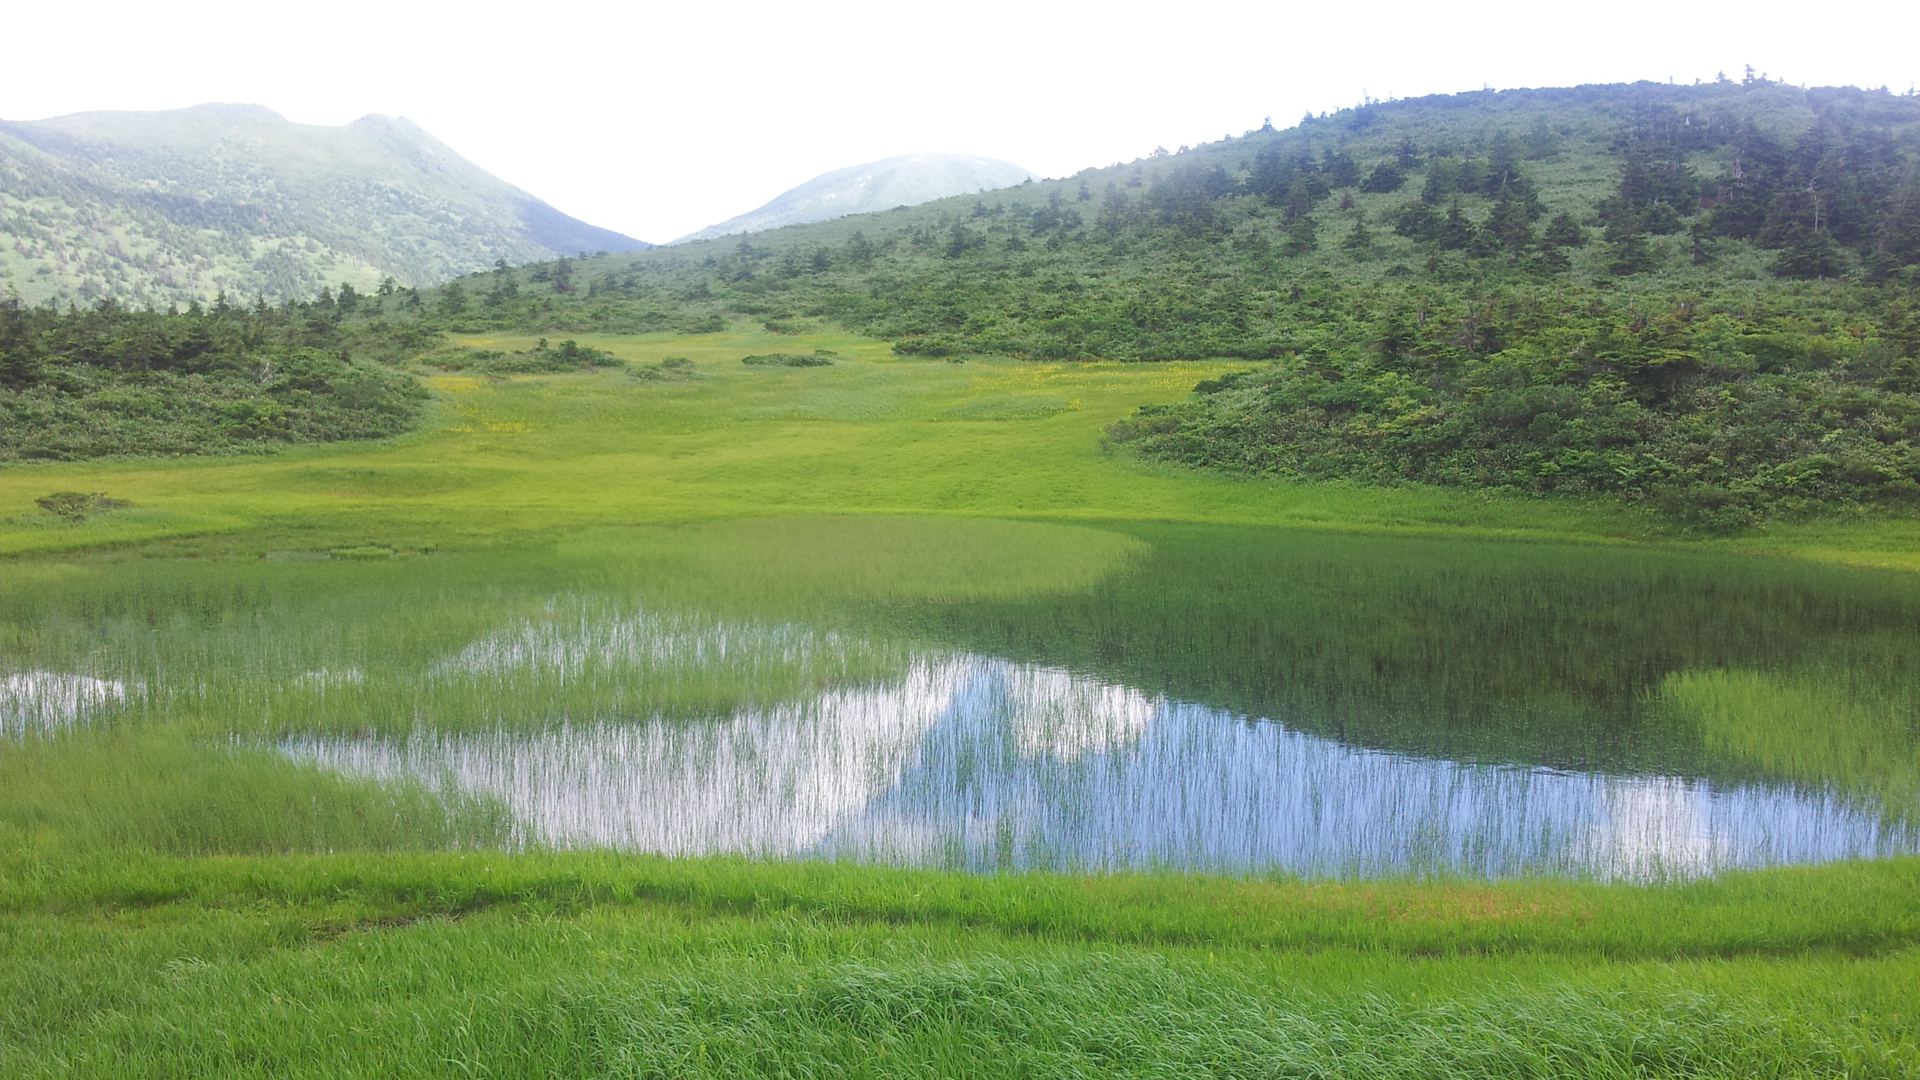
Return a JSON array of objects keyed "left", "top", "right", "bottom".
[
  {"left": 1663, "top": 669, "right": 1920, "bottom": 813},
  {"left": 0, "top": 327, "right": 1657, "bottom": 559}
]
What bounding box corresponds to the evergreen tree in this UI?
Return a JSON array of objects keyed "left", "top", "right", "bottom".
[
  {"left": 1602, "top": 213, "right": 1656, "bottom": 274},
  {"left": 1323, "top": 147, "right": 1362, "bottom": 189},
  {"left": 1689, "top": 220, "right": 1719, "bottom": 265},
  {"left": 1360, "top": 162, "right": 1407, "bottom": 193},
  {"left": 1772, "top": 228, "right": 1845, "bottom": 278},
  {"left": 1392, "top": 202, "right": 1442, "bottom": 242},
  {"left": 1342, "top": 213, "right": 1374, "bottom": 255},
  {"left": 1531, "top": 244, "right": 1572, "bottom": 274},
  {"left": 1282, "top": 178, "right": 1317, "bottom": 223},
  {"left": 1869, "top": 181, "right": 1920, "bottom": 277},
  {"left": 845, "top": 231, "right": 875, "bottom": 266},
  {"left": 1247, "top": 145, "right": 1289, "bottom": 203},
  {"left": 1523, "top": 116, "right": 1562, "bottom": 160},
  {"left": 1282, "top": 214, "right": 1319, "bottom": 256},
  {"left": 1543, "top": 213, "right": 1588, "bottom": 248},
  {"left": 1435, "top": 205, "right": 1477, "bottom": 250},
  {"left": 1488, "top": 184, "right": 1540, "bottom": 256},
  {"left": 1488, "top": 131, "right": 1522, "bottom": 191}
]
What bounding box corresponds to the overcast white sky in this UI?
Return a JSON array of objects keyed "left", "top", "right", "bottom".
[{"left": 4, "top": 1, "right": 1917, "bottom": 243}]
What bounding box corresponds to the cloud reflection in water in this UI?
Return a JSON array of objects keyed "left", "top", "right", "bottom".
[{"left": 286, "top": 648, "right": 1916, "bottom": 881}]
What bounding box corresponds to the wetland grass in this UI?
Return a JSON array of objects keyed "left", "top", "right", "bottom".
[
  {"left": 2, "top": 850, "right": 1918, "bottom": 1078},
  {"left": 5, "top": 329, "right": 1920, "bottom": 1075}
]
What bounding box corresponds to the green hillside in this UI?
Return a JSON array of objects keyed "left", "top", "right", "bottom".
[
  {"left": 0, "top": 104, "right": 649, "bottom": 308},
  {"left": 380, "top": 77, "right": 1920, "bottom": 526}
]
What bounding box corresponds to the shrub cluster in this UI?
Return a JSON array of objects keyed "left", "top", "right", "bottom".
[
  {"left": 0, "top": 298, "right": 425, "bottom": 461},
  {"left": 1109, "top": 288, "right": 1920, "bottom": 527}
]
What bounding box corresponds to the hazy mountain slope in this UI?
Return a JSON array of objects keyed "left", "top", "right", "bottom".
[
  {"left": 675, "top": 153, "right": 1033, "bottom": 243},
  {"left": 0, "top": 103, "right": 648, "bottom": 307}
]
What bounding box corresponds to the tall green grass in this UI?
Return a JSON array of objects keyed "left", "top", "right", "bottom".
[
  {"left": 0, "top": 729, "right": 508, "bottom": 858},
  {"left": 13, "top": 851, "right": 1919, "bottom": 960},
  {"left": 3, "top": 851, "right": 1918, "bottom": 1078},
  {"left": 1, "top": 516, "right": 1144, "bottom": 740},
  {"left": 1664, "top": 669, "right": 1920, "bottom": 813}
]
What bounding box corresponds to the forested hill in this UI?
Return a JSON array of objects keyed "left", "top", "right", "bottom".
[
  {"left": 395, "top": 77, "right": 1920, "bottom": 527},
  {"left": 0, "top": 104, "right": 650, "bottom": 309}
]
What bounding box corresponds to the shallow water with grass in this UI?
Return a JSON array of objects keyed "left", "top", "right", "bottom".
[{"left": 6, "top": 517, "right": 1919, "bottom": 881}]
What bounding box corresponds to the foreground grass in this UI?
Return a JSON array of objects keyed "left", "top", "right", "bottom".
[{"left": 2, "top": 852, "right": 1917, "bottom": 1078}]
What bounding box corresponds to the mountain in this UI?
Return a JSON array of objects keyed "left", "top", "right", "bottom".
[
  {"left": 0, "top": 103, "right": 650, "bottom": 307},
  {"left": 674, "top": 153, "right": 1033, "bottom": 243}
]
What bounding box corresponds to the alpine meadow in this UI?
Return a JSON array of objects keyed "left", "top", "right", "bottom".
[{"left": 4, "top": 77, "right": 1920, "bottom": 1080}]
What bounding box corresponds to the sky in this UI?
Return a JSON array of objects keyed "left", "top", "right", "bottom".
[{"left": 5, "top": 0, "right": 1918, "bottom": 243}]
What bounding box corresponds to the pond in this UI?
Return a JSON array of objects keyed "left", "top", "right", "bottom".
[{"left": 7, "top": 518, "right": 1919, "bottom": 880}]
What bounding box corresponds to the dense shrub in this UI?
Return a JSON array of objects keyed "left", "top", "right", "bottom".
[
  {"left": 1106, "top": 295, "right": 1920, "bottom": 525},
  {"left": 0, "top": 300, "right": 426, "bottom": 461}
]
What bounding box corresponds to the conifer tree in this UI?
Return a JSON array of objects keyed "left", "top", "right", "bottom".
[
  {"left": 1602, "top": 213, "right": 1655, "bottom": 274},
  {"left": 1436, "top": 205, "right": 1476, "bottom": 250},
  {"left": 1361, "top": 162, "right": 1406, "bottom": 193},
  {"left": 1283, "top": 214, "right": 1319, "bottom": 256},
  {"left": 1543, "top": 212, "right": 1587, "bottom": 248},
  {"left": 1342, "top": 214, "right": 1374, "bottom": 255}
]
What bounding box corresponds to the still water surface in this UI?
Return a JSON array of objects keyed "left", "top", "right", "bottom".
[{"left": 286, "top": 605, "right": 1917, "bottom": 881}]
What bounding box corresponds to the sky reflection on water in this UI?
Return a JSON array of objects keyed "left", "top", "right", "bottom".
[
  {"left": 0, "top": 671, "right": 127, "bottom": 737},
  {"left": 286, "top": 652, "right": 1916, "bottom": 882}
]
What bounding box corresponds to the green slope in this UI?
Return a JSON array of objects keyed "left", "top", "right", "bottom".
[
  {"left": 0, "top": 103, "right": 649, "bottom": 308},
  {"left": 401, "top": 78, "right": 1920, "bottom": 525}
]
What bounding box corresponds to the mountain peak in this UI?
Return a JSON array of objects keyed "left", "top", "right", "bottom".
[
  {"left": 175, "top": 102, "right": 288, "bottom": 123},
  {"left": 675, "top": 152, "right": 1034, "bottom": 243},
  {"left": 0, "top": 104, "right": 649, "bottom": 306}
]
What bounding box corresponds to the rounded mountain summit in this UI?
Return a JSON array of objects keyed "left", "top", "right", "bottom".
[{"left": 674, "top": 153, "right": 1035, "bottom": 243}]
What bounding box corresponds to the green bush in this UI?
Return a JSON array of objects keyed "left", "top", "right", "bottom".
[
  {"left": 741, "top": 351, "right": 836, "bottom": 367},
  {"left": 0, "top": 300, "right": 426, "bottom": 461}
]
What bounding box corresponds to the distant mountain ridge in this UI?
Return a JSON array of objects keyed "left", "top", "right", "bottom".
[
  {"left": 674, "top": 153, "right": 1033, "bottom": 243},
  {"left": 0, "top": 103, "right": 650, "bottom": 306}
]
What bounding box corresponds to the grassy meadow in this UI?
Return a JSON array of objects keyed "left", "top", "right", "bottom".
[
  {"left": 5, "top": 328, "right": 1920, "bottom": 1076},
  {"left": 0, "top": 325, "right": 1662, "bottom": 557}
]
